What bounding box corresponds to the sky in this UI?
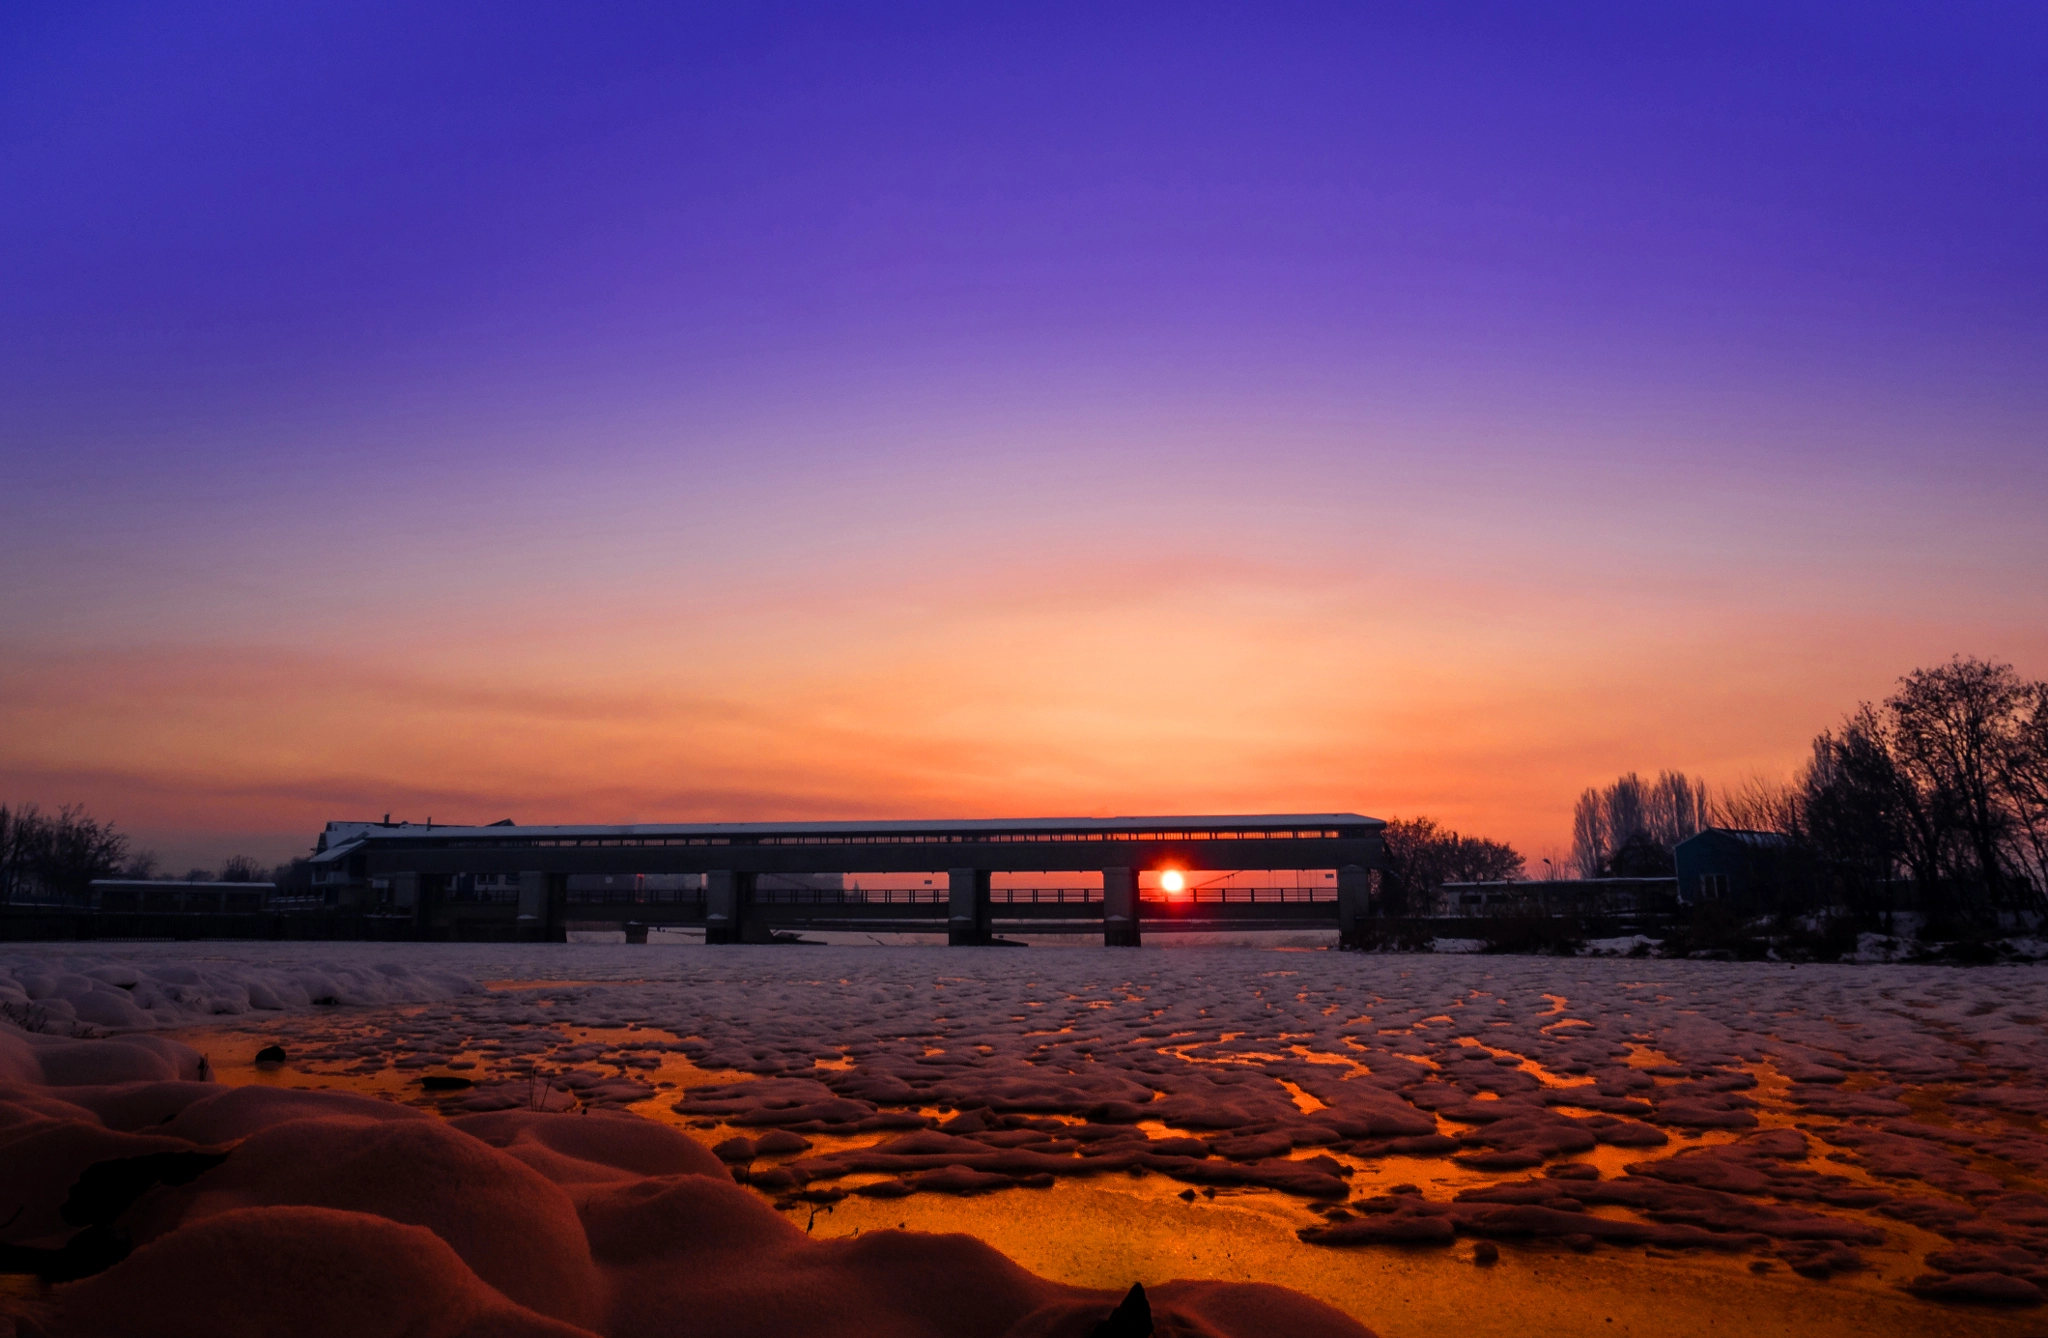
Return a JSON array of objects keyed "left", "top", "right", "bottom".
[{"left": 3, "top": 2, "right": 2045, "bottom": 872}]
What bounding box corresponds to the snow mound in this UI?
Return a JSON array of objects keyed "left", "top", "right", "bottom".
[
  {"left": 1582, "top": 935, "right": 1660, "bottom": 957},
  {"left": 0, "top": 1029, "right": 1376, "bottom": 1337}
]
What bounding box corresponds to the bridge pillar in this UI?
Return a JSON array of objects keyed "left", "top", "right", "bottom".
[
  {"left": 948, "top": 868, "right": 992, "bottom": 945},
  {"left": 1102, "top": 867, "right": 1141, "bottom": 947},
  {"left": 1337, "top": 864, "right": 1370, "bottom": 948},
  {"left": 516, "top": 872, "right": 546, "bottom": 941},
  {"left": 705, "top": 870, "right": 752, "bottom": 945},
  {"left": 545, "top": 872, "right": 568, "bottom": 941}
]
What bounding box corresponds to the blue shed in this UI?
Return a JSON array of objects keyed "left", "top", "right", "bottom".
[{"left": 1673, "top": 828, "right": 1793, "bottom": 908}]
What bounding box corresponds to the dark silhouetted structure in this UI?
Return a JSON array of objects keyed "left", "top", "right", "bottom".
[
  {"left": 1674, "top": 828, "right": 1794, "bottom": 909},
  {"left": 307, "top": 815, "right": 1386, "bottom": 945}
]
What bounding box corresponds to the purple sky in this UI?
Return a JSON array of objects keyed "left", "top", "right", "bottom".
[{"left": 3, "top": 3, "right": 2045, "bottom": 869}]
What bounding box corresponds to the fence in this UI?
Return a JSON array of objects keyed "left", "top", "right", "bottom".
[{"left": 745, "top": 886, "right": 1339, "bottom": 906}]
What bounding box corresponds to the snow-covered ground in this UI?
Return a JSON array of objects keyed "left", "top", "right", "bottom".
[
  {"left": 8, "top": 939, "right": 2046, "bottom": 1075},
  {"left": 0, "top": 945, "right": 477, "bottom": 1030},
  {"left": 8, "top": 940, "right": 2048, "bottom": 1332}
]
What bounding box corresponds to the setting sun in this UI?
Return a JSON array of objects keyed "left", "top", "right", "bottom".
[{"left": 1160, "top": 870, "right": 1185, "bottom": 894}]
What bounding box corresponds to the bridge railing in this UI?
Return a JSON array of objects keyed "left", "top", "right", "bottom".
[
  {"left": 548, "top": 885, "right": 1341, "bottom": 908},
  {"left": 751, "top": 888, "right": 946, "bottom": 905},
  {"left": 746, "top": 886, "right": 1339, "bottom": 906},
  {"left": 993, "top": 888, "right": 1099, "bottom": 904},
  {"left": 1141, "top": 887, "right": 1337, "bottom": 904},
  {"left": 563, "top": 888, "right": 706, "bottom": 906}
]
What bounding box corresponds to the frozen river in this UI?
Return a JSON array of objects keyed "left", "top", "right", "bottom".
[{"left": 6, "top": 941, "right": 2047, "bottom": 1336}]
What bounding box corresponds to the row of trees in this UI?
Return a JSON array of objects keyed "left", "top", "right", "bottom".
[
  {"left": 1, "top": 802, "right": 308, "bottom": 905},
  {"left": 1570, "top": 771, "right": 1712, "bottom": 878},
  {"left": 1378, "top": 816, "right": 1524, "bottom": 915},
  {"left": 1564, "top": 658, "right": 2048, "bottom": 925}
]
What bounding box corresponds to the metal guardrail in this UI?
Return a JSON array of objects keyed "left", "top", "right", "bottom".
[
  {"left": 752, "top": 888, "right": 941, "bottom": 905},
  {"left": 745, "top": 886, "right": 1339, "bottom": 906},
  {"left": 1142, "top": 887, "right": 1336, "bottom": 904},
  {"left": 560, "top": 888, "right": 703, "bottom": 906}
]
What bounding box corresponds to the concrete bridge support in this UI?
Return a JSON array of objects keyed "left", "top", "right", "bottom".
[
  {"left": 545, "top": 872, "right": 568, "bottom": 940},
  {"left": 1102, "top": 867, "right": 1141, "bottom": 947},
  {"left": 949, "top": 868, "right": 992, "bottom": 945},
  {"left": 705, "top": 870, "right": 756, "bottom": 944},
  {"left": 409, "top": 873, "right": 447, "bottom": 935},
  {"left": 1337, "top": 864, "right": 1370, "bottom": 948},
  {"left": 517, "top": 872, "right": 547, "bottom": 940}
]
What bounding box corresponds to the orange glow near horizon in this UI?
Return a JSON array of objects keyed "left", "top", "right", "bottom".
[
  {"left": 1, "top": 567, "right": 2040, "bottom": 873},
  {"left": 1, "top": 437, "right": 2043, "bottom": 874}
]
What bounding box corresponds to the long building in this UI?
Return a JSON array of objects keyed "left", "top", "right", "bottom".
[{"left": 308, "top": 813, "right": 1386, "bottom": 945}]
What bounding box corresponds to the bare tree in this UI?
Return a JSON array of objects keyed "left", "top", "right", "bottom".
[
  {"left": 0, "top": 804, "right": 30, "bottom": 903},
  {"left": 0, "top": 803, "right": 129, "bottom": 904},
  {"left": 1381, "top": 816, "right": 1525, "bottom": 913},
  {"left": 1570, "top": 790, "right": 1609, "bottom": 878},
  {"left": 1644, "top": 772, "right": 1712, "bottom": 845},
  {"left": 1893, "top": 658, "right": 2032, "bottom": 907},
  {"left": 217, "top": 855, "right": 266, "bottom": 883},
  {"left": 1994, "top": 680, "right": 2048, "bottom": 897},
  {"left": 1715, "top": 775, "right": 1801, "bottom": 833},
  {"left": 1571, "top": 771, "right": 1712, "bottom": 876},
  {"left": 1801, "top": 657, "right": 2048, "bottom": 923}
]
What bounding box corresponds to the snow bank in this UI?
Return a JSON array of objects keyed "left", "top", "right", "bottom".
[
  {"left": 0, "top": 949, "right": 478, "bottom": 1032},
  {"left": 1842, "top": 932, "right": 1912, "bottom": 963},
  {"left": 1581, "top": 935, "right": 1660, "bottom": 957}
]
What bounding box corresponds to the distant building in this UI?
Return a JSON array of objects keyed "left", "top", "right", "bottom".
[
  {"left": 1673, "top": 828, "right": 1794, "bottom": 908},
  {"left": 89, "top": 880, "right": 275, "bottom": 914},
  {"left": 312, "top": 819, "right": 416, "bottom": 907},
  {"left": 1427, "top": 877, "right": 1677, "bottom": 918},
  {"left": 309, "top": 818, "right": 506, "bottom": 908}
]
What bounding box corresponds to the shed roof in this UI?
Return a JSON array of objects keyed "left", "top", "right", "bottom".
[{"left": 1676, "top": 827, "right": 1792, "bottom": 850}]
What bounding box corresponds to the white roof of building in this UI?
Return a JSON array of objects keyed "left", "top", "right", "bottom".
[
  {"left": 90, "top": 879, "right": 277, "bottom": 891},
  {"left": 312, "top": 813, "right": 1381, "bottom": 862}
]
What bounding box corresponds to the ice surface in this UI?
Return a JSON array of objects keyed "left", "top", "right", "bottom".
[{"left": 7, "top": 940, "right": 2048, "bottom": 1326}]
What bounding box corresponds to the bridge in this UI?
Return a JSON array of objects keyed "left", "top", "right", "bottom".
[{"left": 307, "top": 814, "right": 1386, "bottom": 945}]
